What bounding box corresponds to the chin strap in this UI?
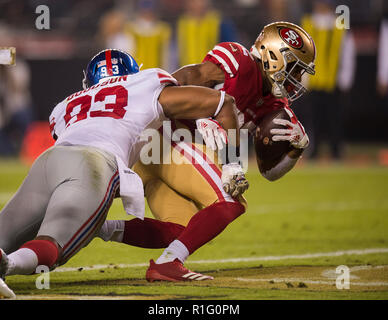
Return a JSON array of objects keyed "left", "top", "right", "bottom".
[{"left": 271, "top": 81, "right": 287, "bottom": 99}]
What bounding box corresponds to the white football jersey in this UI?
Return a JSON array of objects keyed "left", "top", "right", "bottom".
[{"left": 49, "top": 68, "right": 177, "bottom": 167}]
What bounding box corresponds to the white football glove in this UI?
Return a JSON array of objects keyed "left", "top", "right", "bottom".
[
  {"left": 221, "top": 162, "right": 249, "bottom": 198},
  {"left": 196, "top": 118, "right": 228, "bottom": 151},
  {"left": 270, "top": 118, "right": 309, "bottom": 149}
]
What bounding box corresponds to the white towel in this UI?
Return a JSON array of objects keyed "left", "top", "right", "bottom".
[{"left": 115, "top": 156, "right": 145, "bottom": 219}]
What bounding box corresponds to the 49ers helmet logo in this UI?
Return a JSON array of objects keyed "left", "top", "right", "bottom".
[{"left": 279, "top": 27, "right": 303, "bottom": 49}]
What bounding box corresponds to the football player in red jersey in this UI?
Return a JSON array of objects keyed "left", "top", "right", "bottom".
[{"left": 98, "top": 22, "right": 316, "bottom": 282}]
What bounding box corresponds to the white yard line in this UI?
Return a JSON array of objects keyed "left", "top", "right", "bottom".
[
  {"left": 235, "top": 277, "right": 388, "bottom": 287},
  {"left": 321, "top": 265, "right": 388, "bottom": 280},
  {"left": 54, "top": 247, "right": 388, "bottom": 273},
  {"left": 13, "top": 295, "right": 139, "bottom": 300}
]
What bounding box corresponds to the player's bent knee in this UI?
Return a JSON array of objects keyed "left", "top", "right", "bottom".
[
  {"left": 225, "top": 201, "right": 246, "bottom": 218},
  {"left": 144, "top": 178, "right": 161, "bottom": 198},
  {"left": 212, "top": 201, "right": 246, "bottom": 222},
  {"left": 133, "top": 161, "right": 157, "bottom": 187},
  {"left": 214, "top": 198, "right": 247, "bottom": 215}
]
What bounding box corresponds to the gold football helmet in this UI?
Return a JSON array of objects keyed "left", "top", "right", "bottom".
[{"left": 251, "top": 21, "right": 316, "bottom": 102}]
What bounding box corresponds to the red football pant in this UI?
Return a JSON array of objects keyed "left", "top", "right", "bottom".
[
  {"left": 121, "top": 201, "right": 245, "bottom": 254},
  {"left": 122, "top": 218, "right": 185, "bottom": 248},
  {"left": 177, "top": 201, "right": 245, "bottom": 254}
]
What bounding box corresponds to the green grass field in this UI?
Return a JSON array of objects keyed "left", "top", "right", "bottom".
[{"left": 1, "top": 158, "right": 388, "bottom": 300}]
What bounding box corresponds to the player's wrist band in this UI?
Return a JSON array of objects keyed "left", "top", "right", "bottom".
[{"left": 213, "top": 91, "right": 226, "bottom": 117}]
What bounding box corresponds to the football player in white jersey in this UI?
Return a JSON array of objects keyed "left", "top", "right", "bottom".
[{"left": 0, "top": 49, "right": 247, "bottom": 298}]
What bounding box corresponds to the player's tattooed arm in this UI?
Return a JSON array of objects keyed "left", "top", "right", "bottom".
[{"left": 172, "top": 61, "right": 225, "bottom": 88}]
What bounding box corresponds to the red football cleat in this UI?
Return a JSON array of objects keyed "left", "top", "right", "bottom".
[{"left": 146, "top": 259, "right": 214, "bottom": 282}]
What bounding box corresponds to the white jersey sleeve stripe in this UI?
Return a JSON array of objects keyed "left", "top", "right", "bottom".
[
  {"left": 159, "top": 77, "right": 178, "bottom": 84},
  {"left": 213, "top": 45, "right": 240, "bottom": 72},
  {"left": 207, "top": 51, "right": 234, "bottom": 77},
  {"left": 157, "top": 70, "right": 178, "bottom": 85},
  {"left": 172, "top": 141, "right": 235, "bottom": 203}
]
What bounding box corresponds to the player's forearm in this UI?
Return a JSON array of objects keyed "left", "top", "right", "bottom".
[
  {"left": 172, "top": 65, "right": 201, "bottom": 86},
  {"left": 214, "top": 94, "right": 240, "bottom": 146},
  {"left": 159, "top": 87, "right": 233, "bottom": 153},
  {"left": 260, "top": 154, "right": 299, "bottom": 181},
  {"left": 259, "top": 146, "right": 304, "bottom": 181},
  {"left": 160, "top": 85, "right": 240, "bottom": 154},
  {"left": 172, "top": 62, "right": 223, "bottom": 88},
  {"left": 288, "top": 147, "right": 304, "bottom": 159}
]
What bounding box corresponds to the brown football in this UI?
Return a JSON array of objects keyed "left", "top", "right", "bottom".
[{"left": 254, "top": 108, "right": 293, "bottom": 172}]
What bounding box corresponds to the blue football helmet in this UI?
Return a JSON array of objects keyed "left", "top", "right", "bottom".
[{"left": 82, "top": 49, "right": 140, "bottom": 89}]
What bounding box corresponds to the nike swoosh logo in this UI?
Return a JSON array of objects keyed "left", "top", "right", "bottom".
[{"left": 229, "top": 44, "right": 238, "bottom": 52}]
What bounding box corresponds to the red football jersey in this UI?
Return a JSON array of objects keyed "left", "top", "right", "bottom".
[{"left": 203, "top": 42, "right": 293, "bottom": 133}]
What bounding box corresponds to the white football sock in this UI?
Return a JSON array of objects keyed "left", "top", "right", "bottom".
[
  {"left": 97, "top": 220, "right": 125, "bottom": 242},
  {"left": 6, "top": 248, "right": 39, "bottom": 276},
  {"left": 155, "top": 240, "right": 189, "bottom": 264}
]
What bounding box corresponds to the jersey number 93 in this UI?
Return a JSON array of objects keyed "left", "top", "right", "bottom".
[{"left": 64, "top": 85, "right": 128, "bottom": 127}]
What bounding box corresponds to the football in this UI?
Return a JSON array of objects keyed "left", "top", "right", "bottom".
[{"left": 254, "top": 108, "right": 293, "bottom": 172}]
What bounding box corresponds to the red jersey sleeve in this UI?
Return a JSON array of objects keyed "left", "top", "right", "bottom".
[{"left": 203, "top": 42, "right": 251, "bottom": 79}]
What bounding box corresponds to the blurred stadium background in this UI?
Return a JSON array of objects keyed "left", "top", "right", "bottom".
[{"left": 0, "top": 0, "right": 387, "bottom": 165}]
